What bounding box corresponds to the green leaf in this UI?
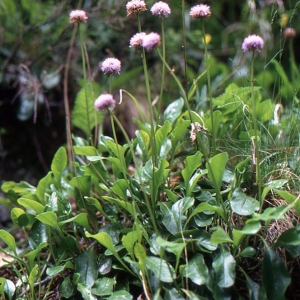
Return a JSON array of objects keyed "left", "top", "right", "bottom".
[
  {"left": 122, "top": 231, "right": 141, "bottom": 259},
  {"left": 72, "top": 81, "right": 101, "bottom": 136},
  {"left": 91, "top": 277, "right": 116, "bottom": 296},
  {"left": 242, "top": 270, "right": 267, "bottom": 300},
  {"left": 73, "top": 146, "right": 98, "bottom": 156},
  {"left": 156, "top": 236, "right": 185, "bottom": 259},
  {"left": 240, "top": 247, "right": 256, "bottom": 258},
  {"left": 262, "top": 247, "right": 291, "bottom": 300},
  {"left": 51, "top": 147, "right": 67, "bottom": 183},
  {"left": 4, "top": 279, "right": 15, "bottom": 300},
  {"left": 206, "top": 152, "right": 228, "bottom": 191},
  {"left": 230, "top": 188, "right": 259, "bottom": 216},
  {"left": 164, "top": 98, "right": 184, "bottom": 125},
  {"left": 46, "top": 261, "right": 74, "bottom": 277},
  {"left": 155, "top": 120, "right": 172, "bottom": 155},
  {"left": 212, "top": 246, "right": 236, "bottom": 288},
  {"left": 77, "top": 283, "right": 97, "bottom": 300},
  {"left": 210, "top": 227, "right": 234, "bottom": 244},
  {"left": 261, "top": 179, "right": 288, "bottom": 201},
  {"left": 0, "top": 230, "right": 16, "bottom": 255},
  {"left": 60, "top": 276, "right": 74, "bottom": 298},
  {"left": 134, "top": 243, "right": 147, "bottom": 272},
  {"left": 28, "top": 265, "right": 39, "bottom": 295},
  {"left": 11, "top": 207, "right": 35, "bottom": 227},
  {"left": 35, "top": 171, "right": 52, "bottom": 203},
  {"left": 69, "top": 176, "right": 91, "bottom": 197},
  {"left": 58, "top": 213, "right": 91, "bottom": 231},
  {"left": 145, "top": 256, "right": 175, "bottom": 283},
  {"left": 75, "top": 249, "right": 98, "bottom": 287},
  {"left": 136, "top": 130, "right": 150, "bottom": 160},
  {"left": 102, "top": 196, "right": 135, "bottom": 216},
  {"left": 182, "top": 151, "right": 202, "bottom": 191},
  {"left": 274, "top": 226, "right": 300, "bottom": 247},
  {"left": 28, "top": 221, "right": 48, "bottom": 249},
  {"left": 182, "top": 253, "right": 208, "bottom": 285},
  {"left": 17, "top": 198, "right": 45, "bottom": 214},
  {"left": 27, "top": 242, "right": 48, "bottom": 270},
  {"left": 35, "top": 212, "right": 62, "bottom": 235},
  {"left": 107, "top": 290, "right": 133, "bottom": 300},
  {"left": 187, "top": 202, "right": 226, "bottom": 225}
]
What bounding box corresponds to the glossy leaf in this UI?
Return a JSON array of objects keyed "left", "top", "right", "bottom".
[
  {"left": 35, "top": 171, "right": 52, "bottom": 203},
  {"left": 73, "top": 146, "right": 98, "bottom": 156},
  {"left": 59, "top": 276, "right": 74, "bottom": 298},
  {"left": 17, "top": 198, "right": 45, "bottom": 214},
  {"left": 134, "top": 243, "right": 147, "bottom": 272},
  {"left": 164, "top": 98, "right": 184, "bottom": 125},
  {"left": 27, "top": 242, "right": 48, "bottom": 270},
  {"left": 51, "top": 147, "right": 67, "bottom": 183},
  {"left": 182, "top": 253, "right": 208, "bottom": 285},
  {"left": 11, "top": 207, "right": 35, "bottom": 227},
  {"left": 230, "top": 188, "right": 259, "bottom": 216},
  {"left": 206, "top": 152, "right": 228, "bottom": 191},
  {"left": 122, "top": 230, "right": 141, "bottom": 259},
  {"left": 240, "top": 247, "right": 256, "bottom": 257},
  {"left": 46, "top": 261, "right": 74, "bottom": 277},
  {"left": 107, "top": 290, "right": 133, "bottom": 300},
  {"left": 210, "top": 227, "right": 233, "bottom": 244},
  {"left": 35, "top": 212, "right": 62, "bottom": 235},
  {"left": 28, "top": 221, "right": 48, "bottom": 249},
  {"left": 262, "top": 247, "right": 291, "bottom": 300},
  {"left": 212, "top": 246, "right": 236, "bottom": 288},
  {"left": 274, "top": 226, "right": 300, "bottom": 247},
  {"left": 75, "top": 249, "right": 98, "bottom": 287},
  {"left": 155, "top": 120, "right": 172, "bottom": 153},
  {"left": 242, "top": 270, "right": 267, "bottom": 300},
  {"left": 4, "top": 279, "right": 15, "bottom": 300},
  {"left": 58, "top": 213, "right": 91, "bottom": 231},
  {"left": 91, "top": 277, "right": 116, "bottom": 296},
  {"left": 0, "top": 230, "right": 16, "bottom": 255},
  {"left": 136, "top": 130, "right": 150, "bottom": 160},
  {"left": 145, "top": 256, "right": 175, "bottom": 283},
  {"left": 72, "top": 81, "right": 101, "bottom": 136},
  {"left": 28, "top": 264, "right": 39, "bottom": 294},
  {"left": 77, "top": 283, "right": 97, "bottom": 300},
  {"left": 261, "top": 179, "right": 288, "bottom": 201},
  {"left": 182, "top": 151, "right": 202, "bottom": 191}
]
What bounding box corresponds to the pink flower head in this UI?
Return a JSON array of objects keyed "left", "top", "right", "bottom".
[
  {"left": 129, "top": 32, "right": 146, "bottom": 48},
  {"left": 126, "top": 0, "right": 147, "bottom": 16},
  {"left": 242, "top": 35, "right": 264, "bottom": 52},
  {"left": 69, "top": 10, "right": 88, "bottom": 24},
  {"left": 101, "top": 58, "right": 121, "bottom": 75},
  {"left": 283, "top": 28, "right": 296, "bottom": 39},
  {"left": 94, "top": 94, "right": 116, "bottom": 111},
  {"left": 151, "top": 2, "right": 171, "bottom": 18},
  {"left": 142, "top": 32, "right": 161, "bottom": 51},
  {"left": 189, "top": 4, "right": 211, "bottom": 20}
]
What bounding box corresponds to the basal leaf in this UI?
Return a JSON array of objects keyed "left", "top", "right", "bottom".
[
  {"left": 75, "top": 249, "right": 98, "bottom": 287},
  {"left": 182, "top": 151, "right": 202, "bottom": 191},
  {"left": 182, "top": 253, "right": 208, "bottom": 285},
  {"left": 91, "top": 277, "right": 116, "bottom": 296},
  {"left": 35, "top": 212, "right": 62, "bottom": 235},
  {"left": 206, "top": 152, "right": 228, "bottom": 191},
  {"left": 164, "top": 98, "right": 184, "bottom": 125},
  {"left": 72, "top": 81, "right": 101, "bottom": 136},
  {"left": 145, "top": 256, "right": 175, "bottom": 283},
  {"left": 210, "top": 227, "right": 234, "bottom": 244},
  {"left": 58, "top": 213, "right": 91, "bottom": 231},
  {"left": 230, "top": 188, "right": 259, "bottom": 216},
  {"left": 0, "top": 230, "right": 16, "bottom": 255},
  {"left": 212, "top": 246, "right": 236, "bottom": 288},
  {"left": 262, "top": 247, "right": 291, "bottom": 300},
  {"left": 51, "top": 147, "right": 67, "bottom": 183}
]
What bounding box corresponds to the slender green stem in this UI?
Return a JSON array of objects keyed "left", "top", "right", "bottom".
[
  {"left": 137, "top": 14, "right": 157, "bottom": 163},
  {"left": 250, "top": 51, "right": 261, "bottom": 204},
  {"left": 202, "top": 21, "right": 216, "bottom": 155},
  {"left": 157, "top": 18, "right": 166, "bottom": 122},
  {"left": 110, "top": 112, "right": 159, "bottom": 234},
  {"left": 182, "top": 0, "right": 188, "bottom": 97},
  {"left": 109, "top": 74, "right": 112, "bottom": 94},
  {"left": 79, "top": 24, "right": 91, "bottom": 139}
]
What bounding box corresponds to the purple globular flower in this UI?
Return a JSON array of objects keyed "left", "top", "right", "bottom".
[
  {"left": 151, "top": 1, "right": 171, "bottom": 18},
  {"left": 94, "top": 94, "right": 116, "bottom": 111},
  {"left": 126, "top": 0, "right": 147, "bottom": 16},
  {"left": 101, "top": 58, "right": 121, "bottom": 75},
  {"left": 129, "top": 32, "right": 146, "bottom": 48},
  {"left": 69, "top": 10, "right": 88, "bottom": 24},
  {"left": 242, "top": 35, "right": 264, "bottom": 52},
  {"left": 189, "top": 4, "right": 211, "bottom": 20},
  {"left": 142, "top": 32, "right": 161, "bottom": 51}
]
